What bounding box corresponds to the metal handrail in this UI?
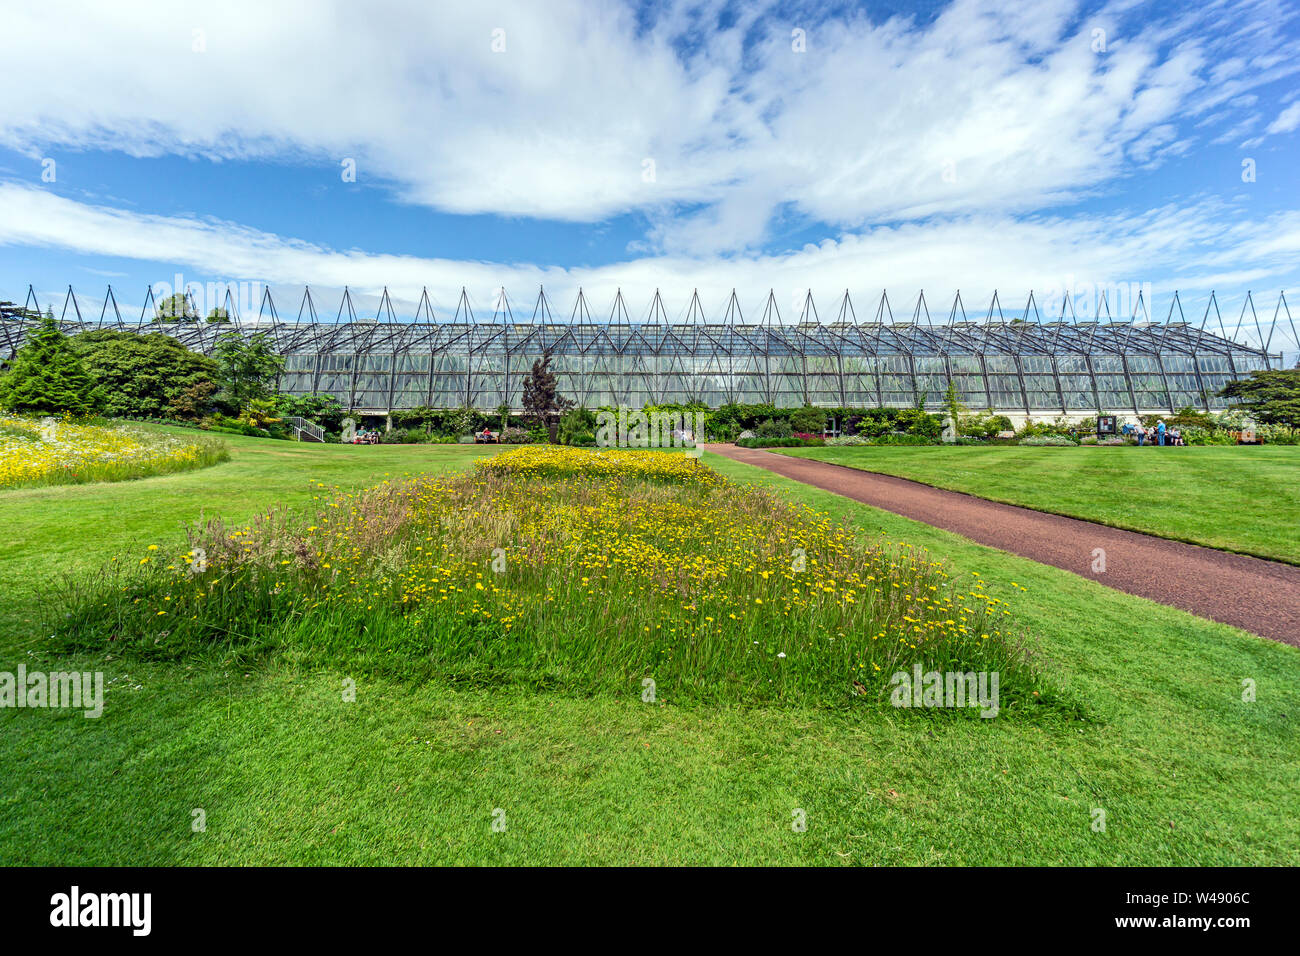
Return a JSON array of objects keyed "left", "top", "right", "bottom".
[{"left": 286, "top": 416, "right": 325, "bottom": 442}]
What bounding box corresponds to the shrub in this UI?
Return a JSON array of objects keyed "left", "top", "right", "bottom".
[
  {"left": 737, "top": 436, "right": 825, "bottom": 448},
  {"left": 710, "top": 402, "right": 781, "bottom": 434},
  {"left": 274, "top": 392, "right": 345, "bottom": 433},
  {"left": 380, "top": 428, "right": 430, "bottom": 444},
  {"left": 872, "top": 434, "right": 939, "bottom": 446},
  {"left": 558, "top": 407, "right": 597, "bottom": 446},
  {"left": 847, "top": 411, "right": 892, "bottom": 438},
  {"left": 391, "top": 405, "right": 516, "bottom": 437},
  {"left": 756, "top": 417, "right": 793, "bottom": 439},
  {"left": 789, "top": 405, "right": 828, "bottom": 435},
  {"left": 895, "top": 408, "right": 943, "bottom": 438},
  {"left": 708, "top": 420, "right": 743, "bottom": 441},
  {"left": 959, "top": 411, "right": 1014, "bottom": 438},
  {"left": 1208, "top": 409, "right": 1249, "bottom": 430},
  {"left": 1180, "top": 426, "right": 1232, "bottom": 446},
  {"left": 1259, "top": 423, "right": 1300, "bottom": 445},
  {"left": 825, "top": 435, "right": 872, "bottom": 446},
  {"left": 1016, "top": 417, "right": 1077, "bottom": 440},
  {"left": 1018, "top": 435, "right": 1078, "bottom": 446}
]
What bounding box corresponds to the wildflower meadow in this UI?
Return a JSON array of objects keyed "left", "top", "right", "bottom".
[
  {"left": 0, "top": 414, "right": 227, "bottom": 489},
  {"left": 55, "top": 446, "right": 1055, "bottom": 711}
]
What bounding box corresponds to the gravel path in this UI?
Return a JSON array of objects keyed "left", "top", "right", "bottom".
[{"left": 705, "top": 444, "right": 1300, "bottom": 647}]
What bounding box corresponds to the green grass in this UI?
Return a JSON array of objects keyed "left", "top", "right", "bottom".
[
  {"left": 780, "top": 444, "right": 1300, "bottom": 564},
  {"left": 1, "top": 434, "right": 1297, "bottom": 864},
  {"left": 0, "top": 429, "right": 496, "bottom": 639}
]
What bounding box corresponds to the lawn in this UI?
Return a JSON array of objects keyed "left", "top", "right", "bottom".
[
  {"left": 780, "top": 444, "right": 1300, "bottom": 564},
  {"left": 0, "top": 430, "right": 497, "bottom": 640},
  {"left": 1, "top": 434, "right": 1297, "bottom": 865}
]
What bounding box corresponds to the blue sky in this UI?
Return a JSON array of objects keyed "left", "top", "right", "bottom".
[{"left": 0, "top": 0, "right": 1298, "bottom": 354}]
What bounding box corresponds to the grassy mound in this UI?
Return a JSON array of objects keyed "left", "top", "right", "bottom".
[{"left": 54, "top": 448, "right": 1058, "bottom": 713}]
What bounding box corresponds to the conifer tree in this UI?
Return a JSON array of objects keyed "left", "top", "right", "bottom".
[
  {"left": 0, "top": 315, "right": 100, "bottom": 415},
  {"left": 522, "top": 353, "right": 573, "bottom": 433}
]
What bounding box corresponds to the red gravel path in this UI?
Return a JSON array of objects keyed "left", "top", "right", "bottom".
[{"left": 705, "top": 444, "right": 1300, "bottom": 647}]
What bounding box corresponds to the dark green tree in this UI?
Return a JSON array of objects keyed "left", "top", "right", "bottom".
[
  {"left": 522, "top": 353, "right": 573, "bottom": 434},
  {"left": 205, "top": 307, "right": 232, "bottom": 324},
  {"left": 73, "top": 330, "right": 219, "bottom": 419},
  {"left": 153, "top": 292, "right": 199, "bottom": 323},
  {"left": 273, "top": 392, "right": 345, "bottom": 433},
  {"left": 1219, "top": 369, "right": 1300, "bottom": 431},
  {"left": 213, "top": 332, "right": 285, "bottom": 409},
  {"left": 168, "top": 380, "right": 219, "bottom": 419},
  {"left": 0, "top": 315, "right": 100, "bottom": 414},
  {"left": 789, "top": 404, "right": 827, "bottom": 435}
]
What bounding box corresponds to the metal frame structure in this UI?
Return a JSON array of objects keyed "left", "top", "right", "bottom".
[{"left": 2, "top": 285, "right": 1294, "bottom": 416}]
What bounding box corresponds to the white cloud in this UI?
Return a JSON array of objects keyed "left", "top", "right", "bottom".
[
  {"left": 4, "top": 183, "right": 1299, "bottom": 330},
  {"left": 1265, "top": 100, "right": 1300, "bottom": 134},
  {"left": 0, "top": 0, "right": 1295, "bottom": 256}
]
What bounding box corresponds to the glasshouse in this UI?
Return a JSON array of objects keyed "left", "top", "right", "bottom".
[{"left": 2, "top": 285, "right": 1294, "bottom": 416}]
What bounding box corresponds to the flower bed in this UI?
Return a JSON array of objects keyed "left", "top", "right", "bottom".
[
  {"left": 56, "top": 446, "right": 1053, "bottom": 712},
  {"left": 0, "top": 414, "right": 228, "bottom": 488}
]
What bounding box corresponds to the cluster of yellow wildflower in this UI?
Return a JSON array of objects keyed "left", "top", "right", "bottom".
[
  {"left": 476, "top": 445, "right": 718, "bottom": 486},
  {"left": 143, "top": 451, "right": 1018, "bottom": 697},
  {"left": 0, "top": 413, "right": 223, "bottom": 488}
]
